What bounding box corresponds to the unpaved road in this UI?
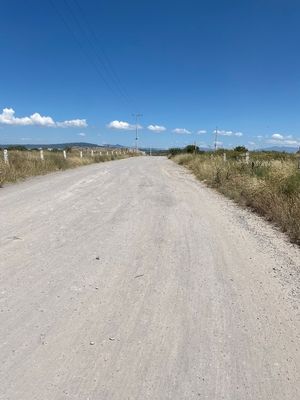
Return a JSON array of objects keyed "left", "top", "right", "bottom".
[{"left": 0, "top": 156, "right": 300, "bottom": 400}]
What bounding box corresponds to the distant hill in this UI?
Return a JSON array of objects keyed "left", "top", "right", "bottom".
[
  {"left": 259, "top": 146, "right": 299, "bottom": 153},
  {"left": 0, "top": 142, "right": 127, "bottom": 150},
  {"left": 101, "top": 144, "right": 126, "bottom": 148}
]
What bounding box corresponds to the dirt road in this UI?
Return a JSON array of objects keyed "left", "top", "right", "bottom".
[{"left": 0, "top": 156, "right": 299, "bottom": 399}]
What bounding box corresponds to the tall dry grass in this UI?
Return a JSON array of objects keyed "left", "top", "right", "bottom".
[
  {"left": 0, "top": 149, "right": 135, "bottom": 186},
  {"left": 172, "top": 153, "right": 300, "bottom": 244}
]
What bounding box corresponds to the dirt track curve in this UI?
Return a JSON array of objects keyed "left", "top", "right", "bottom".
[{"left": 1, "top": 156, "right": 299, "bottom": 399}]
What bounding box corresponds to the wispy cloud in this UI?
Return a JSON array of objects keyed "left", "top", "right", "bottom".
[
  {"left": 107, "top": 120, "right": 140, "bottom": 130},
  {"left": 147, "top": 124, "right": 166, "bottom": 132},
  {"left": 272, "top": 133, "right": 284, "bottom": 140},
  {"left": 0, "top": 108, "right": 87, "bottom": 128},
  {"left": 271, "top": 133, "right": 292, "bottom": 140},
  {"left": 172, "top": 128, "right": 191, "bottom": 135},
  {"left": 197, "top": 129, "right": 207, "bottom": 134},
  {"left": 57, "top": 119, "right": 87, "bottom": 128},
  {"left": 267, "top": 133, "right": 300, "bottom": 147},
  {"left": 214, "top": 129, "right": 243, "bottom": 137},
  {"left": 78, "top": 132, "right": 86, "bottom": 137}
]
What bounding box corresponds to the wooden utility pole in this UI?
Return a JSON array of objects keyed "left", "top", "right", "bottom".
[
  {"left": 214, "top": 127, "right": 218, "bottom": 151},
  {"left": 132, "top": 113, "right": 143, "bottom": 152}
]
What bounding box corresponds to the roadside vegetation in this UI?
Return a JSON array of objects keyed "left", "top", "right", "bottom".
[
  {"left": 0, "top": 147, "right": 135, "bottom": 185},
  {"left": 170, "top": 147, "right": 300, "bottom": 244}
]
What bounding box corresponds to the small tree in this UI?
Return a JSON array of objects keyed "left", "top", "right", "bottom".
[
  {"left": 234, "top": 145, "right": 248, "bottom": 152},
  {"left": 7, "top": 145, "right": 27, "bottom": 151},
  {"left": 185, "top": 144, "right": 200, "bottom": 153},
  {"left": 168, "top": 147, "right": 182, "bottom": 156}
]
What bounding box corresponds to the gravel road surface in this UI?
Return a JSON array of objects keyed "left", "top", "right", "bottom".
[{"left": 0, "top": 156, "right": 299, "bottom": 399}]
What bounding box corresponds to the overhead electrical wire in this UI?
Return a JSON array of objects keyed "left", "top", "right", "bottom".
[
  {"left": 62, "top": 0, "right": 130, "bottom": 104},
  {"left": 71, "top": 0, "right": 131, "bottom": 103},
  {"left": 48, "top": 0, "right": 132, "bottom": 107}
]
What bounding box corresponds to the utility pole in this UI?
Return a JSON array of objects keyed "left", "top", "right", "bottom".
[
  {"left": 132, "top": 113, "right": 143, "bottom": 152},
  {"left": 214, "top": 126, "right": 218, "bottom": 152}
]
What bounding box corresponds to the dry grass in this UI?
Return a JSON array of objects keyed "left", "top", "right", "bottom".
[
  {"left": 172, "top": 153, "right": 300, "bottom": 244},
  {"left": 0, "top": 149, "right": 135, "bottom": 186}
]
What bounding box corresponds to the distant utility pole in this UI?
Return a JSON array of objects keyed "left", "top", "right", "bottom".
[
  {"left": 132, "top": 113, "right": 143, "bottom": 152},
  {"left": 214, "top": 126, "right": 218, "bottom": 151}
]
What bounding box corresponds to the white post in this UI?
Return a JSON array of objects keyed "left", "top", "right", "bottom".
[
  {"left": 223, "top": 152, "right": 226, "bottom": 162},
  {"left": 80, "top": 151, "right": 83, "bottom": 158},
  {"left": 107, "top": 151, "right": 109, "bottom": 155},
  {"left": 63, "top": 150, "right": 67, "bottom": 159},
  {"left": 3, "top": 149, "right": 9, "bottom": 165},
  {"left": 40, "top": 149, "right": 44, "bottom": 161},
  {"left": 99, "top": 151, "right": 102, "bottom": 155},
  {"left": 91, "top": 150, "right": 94, "bottom": 157},
  {"left": 245, "top": 151, "right": 249, "bottom": 164}
]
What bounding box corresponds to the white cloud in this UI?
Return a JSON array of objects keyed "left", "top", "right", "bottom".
[
  {"left": 248, "top": 141, "right": 256, "bottom": 145},
  {"left": 107, "top": 120, "right": 139, "bottom": 130},
  {"left": 214, "top": 129, "right": 243, "bottom": 137},
  {"left": 0, "top": 108, "right": 55, "bottom": 126},
  {"left": 197, "top": 130, "right": 207, "bottom": 134},
  {"left": 57, "top": 119, "right": 87, "bottom": 128},
  {"left": 0, "top": 108, "right": 87, "bottom": 128},
  {"left": 172, "top": 128, "right": 191, "bottom": 135},
  {"left": 282, "top": 140, "right": 300, "bottom": 145},
  {"left": 272, "top": 133, "right": 284, "bottom": 140},
  {"left": 147, "top": 124, "right": 166, "bottom": 132},
  {"left": 78, "top": 132, "right": 86, "bottom": 137},
  {"left": 267, "top": 133, "right": 300, "bottom": 147}
]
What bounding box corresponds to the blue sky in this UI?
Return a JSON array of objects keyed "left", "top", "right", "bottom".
[{"left": 1, "top": 0, "right": 300, "bottom": 149}]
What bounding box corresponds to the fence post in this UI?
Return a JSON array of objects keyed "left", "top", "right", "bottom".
[
  {"left": 40, "top": 149, "right": 44, "bottom": 161},
  {"left": 223, "top": 152, "right": 226, "bottom": 162},
  {"left": 99, "top": 151, "right": 102, "bottom": 155},
  {"left": 3, "top": 149, "right": 9, "bottom": 165},
  {"left": 63, "top": 150, "right": 67, "bottom": 159},
  {"left": 245, "top": 151, "right": 249, "bottom": 164},
  {"left": 80, "top": 151, "right": 83, "bottom": 158},
  {"left": 91, "top": 150, "right": 94, "bottom": 157}
]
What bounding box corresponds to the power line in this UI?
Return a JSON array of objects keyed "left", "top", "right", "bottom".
[
  {"left": 48, "top": 0, "right": 130, "bottom": 105},
  {"left": 71, "top": 0, "right": 131, "bottom": 104},
  {"left": 62, "top": 0, "right": 130, "bottom": 104}
]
